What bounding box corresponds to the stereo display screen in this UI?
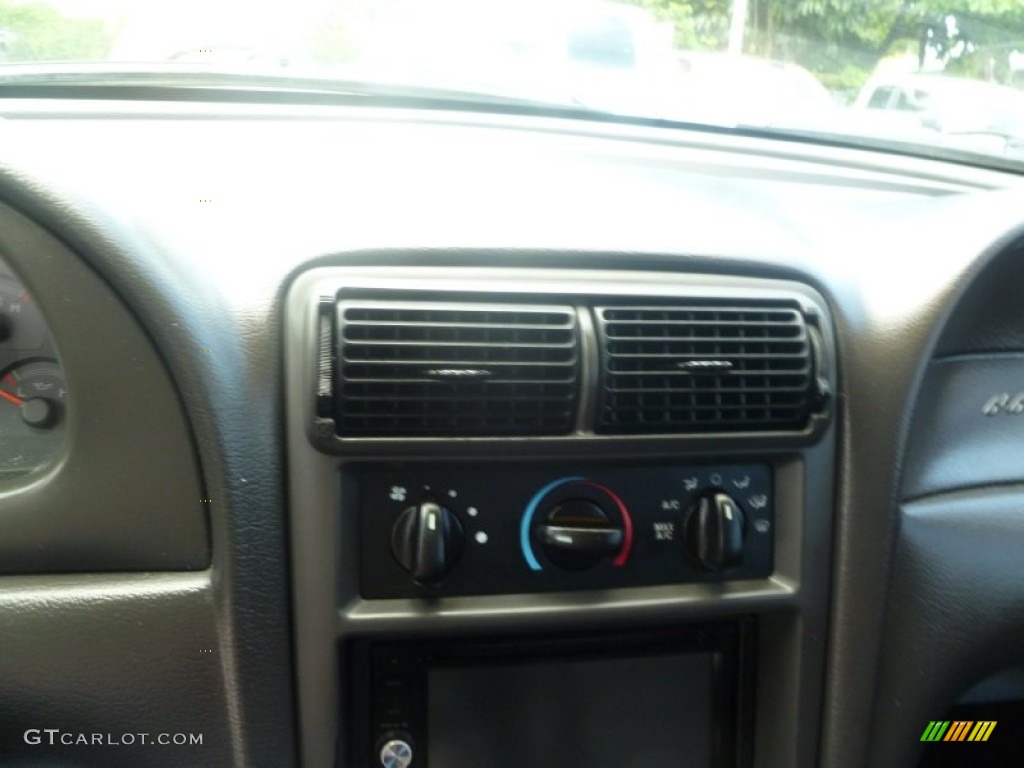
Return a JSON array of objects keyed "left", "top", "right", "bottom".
[{"left": 428, "top": 652, "right": 715, "bottom": 768}]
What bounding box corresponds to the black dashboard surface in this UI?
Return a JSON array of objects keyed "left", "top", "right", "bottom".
[{"left": 0, "top": 101, "right": 1023, "bottom": 767}]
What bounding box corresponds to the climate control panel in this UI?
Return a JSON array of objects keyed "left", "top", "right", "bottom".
[{"left": 358, "top": 464, "right": 773, "bottom": 599}]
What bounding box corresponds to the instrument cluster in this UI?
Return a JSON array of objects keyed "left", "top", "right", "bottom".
[{"left": 0, "top": 259, "right": 67, "bottom": 476}]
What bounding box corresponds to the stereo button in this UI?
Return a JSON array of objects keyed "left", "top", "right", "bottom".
[{"left": 379, "top": 738, "right": 413, "bottom": 768}]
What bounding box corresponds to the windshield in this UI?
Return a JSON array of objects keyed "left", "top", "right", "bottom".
[{"left": 5, "top": 0, "right": 1024, "bottom": 166}]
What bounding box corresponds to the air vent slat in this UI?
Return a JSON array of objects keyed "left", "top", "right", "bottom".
[
  {"left": 596, "top": 302, "right": 816, "bottom": 434},
  {"left": 608, "top": 353, "right": 809, "bottom": 359},
  {"left": 607, "top": 386, "right": 809, "bottom": 394},
  {"left": 339, "top": 392, "right": 577, "bottom": 403},
  {"left": 335, "top": 301, "right": 579, "bottom": 436},
  {"left": 603, "top": 320, "right": 800, "bottom": 327},
  {"left": 341, "top": 340, "right": 577, "bottom": 349},
  {"left": 342, "top": 378, "right": 575, "bottom": 388},
  {"left": 343, "top": 321, "right": 574, "bottom": 329}
]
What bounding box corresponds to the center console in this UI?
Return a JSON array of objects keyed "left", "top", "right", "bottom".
[{"left": 285, "top": 264, "right": 836, "bottom": 768}]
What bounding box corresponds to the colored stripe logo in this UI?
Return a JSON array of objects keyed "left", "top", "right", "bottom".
[{"left": 920, "top": 721, "right": 996, "bottom": 742}]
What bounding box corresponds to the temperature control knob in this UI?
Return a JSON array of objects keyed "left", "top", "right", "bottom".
[
  {"left": 684, "top": 492, "right": 745, "bottom": 571},
  {"left": 537, "top": 498, "right": 624, "bottom": 570},
  {"left": 391, "top": 502, "right": 464, "bottom": 583}
]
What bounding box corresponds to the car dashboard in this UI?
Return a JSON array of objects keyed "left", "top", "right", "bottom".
[{"left": 0, "top": 97, "right": 1023, "bottom": 768}]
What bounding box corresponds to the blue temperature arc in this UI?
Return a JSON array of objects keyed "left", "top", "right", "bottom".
[{"left": 521, "top": 476, "right": 584, "bottom": 571}]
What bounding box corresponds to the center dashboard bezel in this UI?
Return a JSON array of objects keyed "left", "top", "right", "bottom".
[{"left": 284, "top": 263, "right": 837, "bottom": 768}]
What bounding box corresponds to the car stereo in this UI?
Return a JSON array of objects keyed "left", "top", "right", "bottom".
[{"left": 348, "top": 622, "right": 753, "bottom": 768}]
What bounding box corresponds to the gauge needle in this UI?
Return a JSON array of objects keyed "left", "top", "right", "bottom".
[{"left": 0, "top": 389, "right": 24, "bottom": 406}]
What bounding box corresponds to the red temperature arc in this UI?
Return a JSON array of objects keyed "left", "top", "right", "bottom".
[
  {"left": 0, "top": 388, "right": 24, "bottom": 406},
  {"left": 577, "top": 480, "right": 635, "bottom": 567}
]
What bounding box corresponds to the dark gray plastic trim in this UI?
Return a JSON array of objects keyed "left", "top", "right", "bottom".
[
  {"left": 820, "top": 213, "right": 1024, "bottom": 768},
  {"left": 870, "top": 484, "right": 1024, "bottom": 767},
  {"left": 285, "top": 265, "right": 837, "bottom": 768},
  {"left": 0, "top": 204, "right": 208, "bottom": 571},
  {"left": 0, "top": 572, "right": 233, "bottom": 767},
  {"left": 902, "top": 353, "right": 1024, "bottom": 499}
]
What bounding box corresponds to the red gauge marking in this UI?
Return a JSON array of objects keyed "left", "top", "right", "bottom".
[
  {"left": 579, "top": 481, "right": 634, "bottom": 567},
  {"left": 2, "top": 373, "right": 14, "bottom": 386},
  {"left": 19, "top": 291, "right": 31, "bottom": 304},
  {"left": 0, "top": 389, "right": 24, "bottom": 406}
]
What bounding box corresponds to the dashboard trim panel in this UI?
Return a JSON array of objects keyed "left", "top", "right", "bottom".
[
  {"left": 286, "top": 264, "right": 837, "bottom": 768},
  {"left": 0, "top": 203, "right": 209, "bottom": 572}
]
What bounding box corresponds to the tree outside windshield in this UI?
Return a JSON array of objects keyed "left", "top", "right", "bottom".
[{"left": 3, "top": 0, "right": 1024, "bottom": 159}]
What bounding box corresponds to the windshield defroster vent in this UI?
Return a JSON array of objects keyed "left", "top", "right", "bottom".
[
  {"left": 335, "top": 301, "right": 580, "bottom": 436},
  {"left": 595, "top": 303, "right": 816, "bottom": 433}
]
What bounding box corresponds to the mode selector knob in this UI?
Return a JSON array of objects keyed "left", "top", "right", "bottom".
[
  {"left": 537, "top": 498, "right": 624, "bottom": 570},
  {"left": 391, "top": 502, "right": 465, "bottom": 584},
  {"left": 684, "top": 492, "right": 745, "bottom": 571}
]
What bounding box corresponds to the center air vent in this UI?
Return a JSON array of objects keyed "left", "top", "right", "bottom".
[
  {"left": 335, "top": 300, "right": 579, "bottom": 436},
  {"left": 595, "top": 302, "right": 817, "bottom": 433}
]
